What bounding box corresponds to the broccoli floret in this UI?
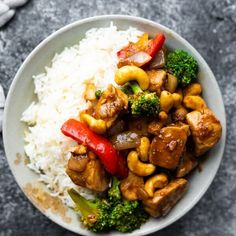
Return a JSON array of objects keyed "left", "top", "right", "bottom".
[
  {"left": 68, "top": 179, "right": 149, "bottom": 233},
  {"left": 107, "top": 176, "right": 149, "bottom": 232},
  {"left": 130, "top": 92, "right": 160, "bottom": 117},
  {"left": 128, "top": 82, "right": 160, "bottom": 117},
  {"left": 121, "top": 82, "right": 133, "bottom": 95},
  {"left": 108, "top": 177, "right": 121, "bottom": 204},
  {"left": 68, "top": 189, "right": 110, "bottom": 232},
  {"left": 166, "top": 49, "right": 198, "bottom": 86},
  {"left": 95, "top": 90, "right": 103, "bottom": 99},
  {"left": 109, "top": 200, "right": 149, "bottom": 233},
  {"left": 129, "top": 81, "right": 143, "bottom": 94}
]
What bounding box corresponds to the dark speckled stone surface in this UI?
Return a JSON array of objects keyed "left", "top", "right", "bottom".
[{"left": 0, "top": 0, "right": 236, "bottom": 235}]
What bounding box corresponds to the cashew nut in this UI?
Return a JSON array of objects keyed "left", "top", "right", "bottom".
[
  {"left": 160, "top": 90, "right": 174, "bottom": 112},
  {"left": 158, "top": 111, "right": 168, "bottom": 122},
  {"left": 80, "top": 113, "right": 106, "bottom": 134},
  {"left": 183, "top": 95, "right": 207, "bottom": 110},
  {"left": 144, "top": 173, "right": 169, "bottom": 197},
  {"left": 115, "top": 65, "right": 149, "bottom": 90},
  {"left": 183, "top": 83, "right": 202, "bottom": 96},
  {"left": 172, "top": 92, "right": 183, "bottom": 108},
  {"left": 127, "top": 151, "right": 156, "bottom": 176},
  {"left": 137, "top": 137, "right": 150, "bottom": 162}
]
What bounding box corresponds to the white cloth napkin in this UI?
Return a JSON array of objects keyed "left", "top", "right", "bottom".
[
  {"left": 0, "top": 0, "right": 29, "bottom": 131},
  {"left": 0, "top": 0, "right": 29, "bottom": 28},
  {"left": 0, "top": 84, "right": 5, "bottom": 132}
]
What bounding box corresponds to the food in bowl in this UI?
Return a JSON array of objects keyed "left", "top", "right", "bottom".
[{"left": 21, "top": 23, "right": 222, "bottom": 233}]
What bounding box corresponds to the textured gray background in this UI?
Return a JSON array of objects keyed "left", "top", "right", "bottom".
[{"left": 0, "top": 0, "right": 236, "bottom": 235}]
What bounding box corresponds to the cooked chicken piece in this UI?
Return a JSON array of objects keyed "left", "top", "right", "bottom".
[
  {"left": 66, "top": 168, "right": 86, "bottom": 187},
  {"left": 95, "top": 84, "right": 128, "bottom": 127},
  {"left": 172, "top": 106, "right": 188, "bottom": 122},
  {"left": 186, "top": 109, "right": 222, "bottom": 156},
  {"left": 147, "top": 120, "right": 163, "bottom": 135},
  {"left": 176, "top": 151, "right": 198, "bottom": 177},
  {"left": 128, "top": 118, "right": 149, "bottom": 136},
  {"left": 84, "top": 82, "right": 96, "bottom": 101},
  {"left": 67, "top": 155, "right": 88, "bottom": 172},
  {"left": 68, "top": 145, "right": 87, "bottom": 155},
  {"left": 84, "top": 159, "right": 110, "bottom": 191},
  {"left": 66, "top": 155, "right": 110, "bottom": 192},
  {"left": 120, "top": 172, "right": 148, "bottom": 201},
  {"left": 170, "top": 122, "right": 190, "bottom": 136},
  {"left": 147, "top": 111, "right": 172, "bottom": 136},
  {"left": 147, "top": 69, "right": 167, "bottom": 95},
  {"left": 143, "top": 178, "right": 188, "bottom": 217},
  {"left": 149, "top": 126, "right": 187, "bottom": 169}
]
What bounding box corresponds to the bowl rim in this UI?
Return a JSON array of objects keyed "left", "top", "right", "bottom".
[{"left": 3, "top": 14, "right": 226, "bottom": 236}]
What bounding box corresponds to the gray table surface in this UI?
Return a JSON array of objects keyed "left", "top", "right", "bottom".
[{"left": 0, "top": 0, "right": 236, "bottom": 235}]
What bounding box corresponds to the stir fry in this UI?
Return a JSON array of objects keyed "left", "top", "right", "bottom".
[{"left": 61, "top": 32, "right": 222, "bottom": 233}]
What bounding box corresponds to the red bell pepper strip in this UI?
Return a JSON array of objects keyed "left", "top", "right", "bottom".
[
  {"left": 145, "top": 33, "right": 166, "bottom": 58},
  {"left": 61, "top": 119, "right": 124, "bottom": 176}
]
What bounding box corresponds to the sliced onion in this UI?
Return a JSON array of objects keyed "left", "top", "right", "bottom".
[
  {"left": 110, "top": 131, "right": 140, "bottom": 150},
  {"left": 107, "top": 120, "right": 125, "bottom": 136},
  {"left": 129, "top": 51, "right": 152, "bottom": 66},
  {"left": 128, "top": 118, "right": 149, "bottom": 136},
  {"left": 149, "top": 49, "right": 166, "bottom": 69},
  {"left": 165, "top": 73, "right": 178, "bottom": 93},
  {"left": 118, "top": 51, "right": 152, "bottom": 68}
]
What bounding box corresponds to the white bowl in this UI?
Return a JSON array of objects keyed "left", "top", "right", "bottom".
[{"left": 3, "top": 15, "right": 226, "bottom": 236}]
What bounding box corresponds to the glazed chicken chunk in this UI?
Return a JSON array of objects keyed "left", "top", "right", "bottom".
[
  {"left": 120, "top": 172, "right": 148, "bottom": 201},
  {"left": 147, "top": 69, "right": 167, "bottom": 95},
  {"left": 186, "top": 109, "right": 222, "bottom": 156},
  {"left": 66, "top": 150, "right": 110, "bottom": 192},
  {"left": 95, "top": 84, "right": 128, "bottom": 127},
  {"left": 176, "top": 151, "right": 198, "bottom": 177},
  {"left": 149, "top": 126, "right": 188, "bottom": 169},
  {"left": 143, "top": 178, "right": 188, "bottom": 217}
]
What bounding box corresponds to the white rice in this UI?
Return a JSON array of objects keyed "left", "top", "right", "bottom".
[{"left": 21, "top": 23, "right": 143, "bottom": 206}]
